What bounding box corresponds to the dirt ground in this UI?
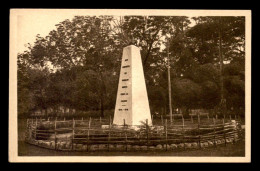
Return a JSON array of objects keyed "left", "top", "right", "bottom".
[{"left": 18, "top": 118, "right": 245, "bottom": 156}]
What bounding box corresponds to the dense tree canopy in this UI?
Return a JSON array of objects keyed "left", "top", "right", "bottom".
[{"left": 17, "top": 16, "right": 245, "bottom": 118}]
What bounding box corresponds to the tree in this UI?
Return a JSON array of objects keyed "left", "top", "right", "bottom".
[
  {"left": 30, "top": 16, "right": 121, "bottom": 117},
  {"left": 223, "top": 61, "right": 245, "bottom": 110},
  {"left": 188, "top": 17, "right": 245, "bottom": 112},
  {"left": 17, "top": 16, "right": 245, "bottom": 118},
  {"left": 172, "top": 78, "right": 202, "bottom": 116},
  {"left": 18, "top": 52, "right": 33, "bottom": 117}
]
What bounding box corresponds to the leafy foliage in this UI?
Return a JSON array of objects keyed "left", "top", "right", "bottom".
[{"left": 17, "top": 16, "right": 245, "bottom": 117}]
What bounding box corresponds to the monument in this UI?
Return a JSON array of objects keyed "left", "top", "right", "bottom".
[{"left": 113, "top": 45, "right": 152, "bottom": 126}]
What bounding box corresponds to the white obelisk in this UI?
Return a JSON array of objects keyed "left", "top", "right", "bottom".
[{"left": 113, "top": 45, "right": 152, "bottom": 126}]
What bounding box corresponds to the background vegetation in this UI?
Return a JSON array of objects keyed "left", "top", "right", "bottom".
[{"left": 17, "top": 16, "right": 245, "bottom": 118}]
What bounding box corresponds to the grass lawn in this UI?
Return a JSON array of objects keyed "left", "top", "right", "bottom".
[{"left": 18, "top": 140, "right": 245, "bottom": 156}]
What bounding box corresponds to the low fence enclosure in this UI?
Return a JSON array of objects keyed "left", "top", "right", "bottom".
[{"left": 25, "top": 116, "right": 242, "bottom": 152}]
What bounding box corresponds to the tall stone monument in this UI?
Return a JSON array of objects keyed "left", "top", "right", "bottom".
[{"left": 113, "top": 45, "right": 152, "bottom": 126}]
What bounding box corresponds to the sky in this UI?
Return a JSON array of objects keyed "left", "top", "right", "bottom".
[
  {"left": 16, "top": 12, "right": 196, "bottom": 54},
  {"left": 14, "top": 9, "right": 249, "bottom": 54},
  {"left": 17, "top": 14, "right": 75, "bottom": 53}
]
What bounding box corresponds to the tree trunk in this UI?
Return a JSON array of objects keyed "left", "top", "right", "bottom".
[
  {"left": 218, "top": 17, "right": 226, "bottom": 116},
  {"left": 98, "top": 71, "right": 106, "bottom": 118},
  {"left": 143, "top": 29, "right": 161, "bottom": 66},
  {"left": 45, "top": 109, "right": 47, "bottom": 118},
  {"left": 100, "top": 96, "right": 104, "bottom": 117},
  {"left": 219, "top": 17, "right": 224, "bottom": 101},
  {"left": 143, "top": 42, "right": 153, "bottom": 66}
]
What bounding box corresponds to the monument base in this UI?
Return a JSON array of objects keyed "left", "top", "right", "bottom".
[{"left": 101, "top": 125, "right": 164, "bottom": 131}]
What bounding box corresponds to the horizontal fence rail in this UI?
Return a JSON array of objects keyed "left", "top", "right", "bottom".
[{"left": 25, "top": 115, "right": 243, "bottom": 152}]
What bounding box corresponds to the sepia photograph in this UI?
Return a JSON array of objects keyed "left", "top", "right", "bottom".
[{"left": 9, "top": 9, "right": 251, "bottom": 162}]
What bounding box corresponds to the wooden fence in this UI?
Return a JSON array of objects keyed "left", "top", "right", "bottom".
[{"left": 25, "top": 115, "right": 243, "bottom": 152}]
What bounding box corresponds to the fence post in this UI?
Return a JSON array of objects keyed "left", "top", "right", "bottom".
[
  {"left": 182, "top": 115, "right": 185, "bottom": 149},
  {"left": 238, "top": 118, "right": 242, "bottom": 141},
  {"left": 26, "top": 119, "right": 29, "bottom": 140},
  {"left": 71, "top": 118, "right": 75, "bottom": 150},
  {"left": 123, "top": 119, "right": 127, "bottom": 151},
  {"left": 29, "top": 119, "right": 32, "bottom": 140},
  {"left": 223, "top": 119, "right": 226, "bottom": 146},
  {"left": 216, "top": 114, "right": 218, "bottom": 121},
  {"left": 198, "top": 114, "right": 201, "bottom": 148},
  {"left": 26, "top": 119, "right": 31, "bottom": 139},
  {"left": 234, "top": 119, "right": 237, "bottom": 143},
  {"left": 108, "top": 116, "right": 111, "bottom": 151},
  {"left": 213, "top": 118, "right": 216, "bottom": 147},
  {"left": 26, "top": 119, "right": 29, "bottom": 139},
  {"left": 146, "top": 119, "right": 149, "bottom": 150},
  {"left": 35, "top": 117, "right": 38, "bottom": 140},
  {"left": 161, "top": 115, "right": 163, "bottom": 126},
  {"left": 165, "top": 119, "right": 168, "bottom": 151},
  {"left": 182, "top": 115, "right": 185, "bottom": 127},
  {"left": 54, "top": 118, "right": 57, "bottom": 150},
  {"left": 87, "top": 117, "right": 91, "bottom": 152}
]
